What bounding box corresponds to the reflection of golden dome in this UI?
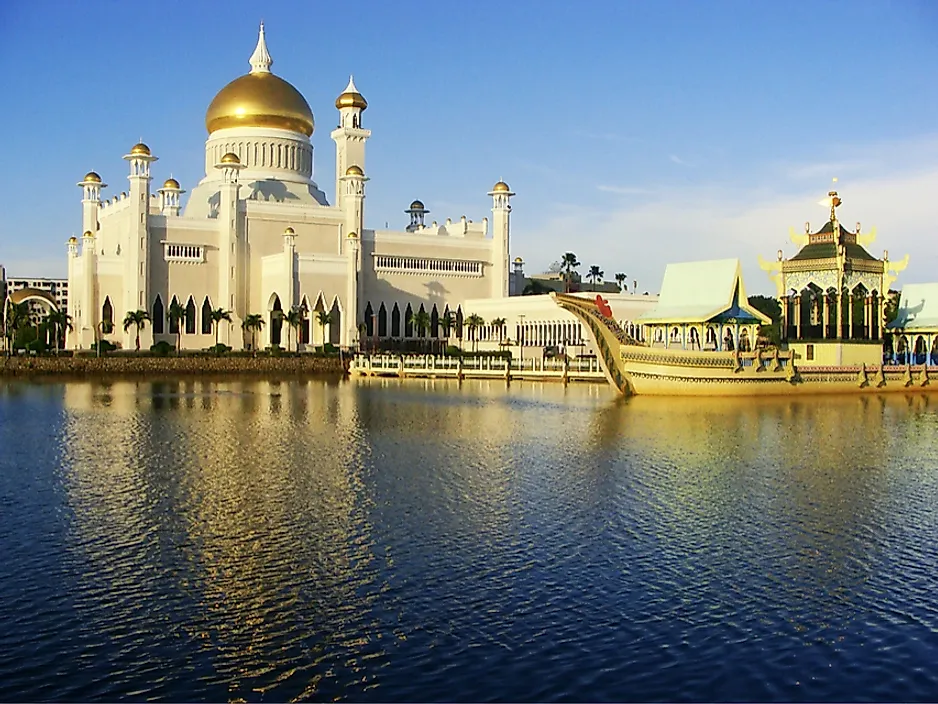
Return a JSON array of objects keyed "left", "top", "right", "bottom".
[
  {"left": 162, "top": 177, "right": 180, "bottom": 189},
  {"left": 206, "top": 73, "right": 315, "bottom": 136},
  {"left": 130, "top": 142, "right": 151, "bottom": 156},
  {"left": 346, "top": 165, "right": 364, "bottom": 176},
  {"left": 220, "top": 152, "right": 241, "bottom": 165},
  {"left": 83, "top": 171, "right": 102, "bottom": 183},
  {"left": 492, "top": 180, "right": 511, "bottom": 193}
]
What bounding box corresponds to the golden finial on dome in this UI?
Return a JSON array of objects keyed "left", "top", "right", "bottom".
[
  {"left": 345, "top": 164, "right": 364, "bottom": 176},
  {"left": 83, "top": 171, "right": 102, "bottom": 183},
  {"left": 130, "top": 142, "right": 151, "bottom": 156},
  {"left": 220, "top": 152, "right": 241, "bottom": 165},
  {"left": 335, "top": 75, "right": 368, "bottom": 111},
  {"left": 162, "top": 177, "right": 181, "bottom": 189}
]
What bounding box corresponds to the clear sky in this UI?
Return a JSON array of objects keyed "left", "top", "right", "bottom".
[{"left": 2, "top": 0, "right": 938, "bottom": 294}]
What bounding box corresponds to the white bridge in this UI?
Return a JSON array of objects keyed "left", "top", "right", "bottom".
[{"left": 350, "top": 353, "right": 606, "bottom": 383}]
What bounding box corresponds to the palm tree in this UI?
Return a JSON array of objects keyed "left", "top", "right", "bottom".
[
  {"left": 44, "top": 309, "right": 73, "bottom": 354},
  {"left": 586, "top": 265, "right": 604, "bottom": 288},
  {"left": 167, "top": 300, "right": 185, "bottom": 354},
  {"left": 209, "top": 308, "right": 233, "bottom": 348},
  {"left": 490, "top": 317, "right": 507, "bottom": 345},
  {"left": 561, "top": 252, "right": 580, "bottom": 293},
  {"left": 122, "top": 310, "right": 150, "bottom": 351},
  {"left": 316, "top": 310, "right": 334, "bottom": 349},
  {"left": 408, "top": 309, "right": 432, "bottom": 353},
  {"left": 615, "top": 273, "right": 627, "bottom": 292},
  {"left": 284, "top": 307, "right": 304, "bottom": 352},
  {"left": 465, "top": 313, "right": 485, "bottom": 353},
  {"left": 241, "top": 314, "right": 265, "bottom": 354}
]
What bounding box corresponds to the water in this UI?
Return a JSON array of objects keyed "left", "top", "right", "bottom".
[{"left": 2, "top": 377, "right": 938, "bottom": 702}]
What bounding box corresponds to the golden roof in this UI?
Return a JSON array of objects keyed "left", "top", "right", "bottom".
[
  {"left": 335, "top": 75, "right": 368, "bottom": 111},
  {"left": 283, "top": 226, "right": 295, "bottom": 235},
  {"left": 409, "top": 200, "right": 425, "bottom": 210},
  {"left": 82, "top": 230, "right": 94, "bottom": 238},
  {"left": 220, "top": 152, "right": 241, "bottom": 165},
  {"left": 83, "top": 171, "right": 102, "bottom": 183},
  {"left": 514, "top": 257, "right": 524, "bottom": 263},
  {"left": 68, "top": 236, "right": 78, "bottom": 244},
  {"left": 162, "top": 177, "right": 181, "bottom": 189},
  {"left": 492, "top": 180, "right": 511, "bottom": 193},
  {"left": 346, "top": 164, "right": 364, "bottom": 176},
  {"left": 206, "top": 72, "right": 315, "bottom": 136},
  {"left": 130, "top": 142, "right": 151, "bottom": 156},
  {"left": 347, "top": 231, "right": 358, "bottom": 238}
]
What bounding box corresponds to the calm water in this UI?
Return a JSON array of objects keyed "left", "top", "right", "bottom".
[{"left": 2, "top": 377, "right": 938, "bottom": 702}]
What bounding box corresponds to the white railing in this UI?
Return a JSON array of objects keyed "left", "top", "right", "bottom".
[{"left": 350, "top": 354, "right": 605, "bottom": 381}]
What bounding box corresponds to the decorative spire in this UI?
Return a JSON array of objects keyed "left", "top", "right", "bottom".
[
  {"left": 344, "top": 75, "right": 360, "bottom": 95},
  {"left": 249, "top": 22, "right": 273, "bottom": 74}
]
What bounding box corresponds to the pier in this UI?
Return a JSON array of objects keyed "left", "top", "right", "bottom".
[{"left": 350, "top": 353, "right": 606, "bottom": 383}]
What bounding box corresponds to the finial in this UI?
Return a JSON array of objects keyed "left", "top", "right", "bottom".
[
  {"left": 249, "top": 21, "right": 273, "bottom": 74},
  {"left": 345, "top": 75, "right": 360, "bottom": 94}
]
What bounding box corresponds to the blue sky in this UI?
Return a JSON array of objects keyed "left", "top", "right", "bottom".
[{"left": 2, "top": 0, "right": 938, "bottom": 293}]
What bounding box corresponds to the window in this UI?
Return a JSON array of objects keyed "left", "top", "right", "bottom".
[{"left": 806, "top": 344, "right": 815, "bottom": 361}]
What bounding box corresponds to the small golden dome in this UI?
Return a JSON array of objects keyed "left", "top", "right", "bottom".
[
  {"left": 346, "top": 164, "right": 364, "bottom": 177},
  {"left": 206, "top": 73, "right": 315, "bottom": 136},
  {"left": 409, "top": 200, "right": 425, "bottom": 210},
  {"left": 283, "top": 226, "right": 295, "bottom": 235},
  {"left": 514, "top": 257, "right": 524, "bottom": 263},
  {"left": 492, "top": 181, "right": 511, "bottom": 193},
  {"left": 335, "top": 76, "right": 367, "bottom": 111},
  {"left": 220, "top": 152, "right": 241, "bottom": 165},
  {"left": 68, "top": 236, "right": 78, "bottom": 244},
  {"left": 130, "top": 142, "right": 151, "bottom": 156},
  {"left": 347, "top": 231, "right": 358, "bottom": 238},
  {"left": 162, "top": 177, "right": 181, "bottom": 189},
  {"left": 82, "top": 230, "right": 94, "bottom": 238},
  {"left": 83, "top": 171, "right": 102, "bottom": 183}
]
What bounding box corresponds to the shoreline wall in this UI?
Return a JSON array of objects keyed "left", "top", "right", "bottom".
[{"left": 0, "top": 355, "right": 348, "bottom": 378}]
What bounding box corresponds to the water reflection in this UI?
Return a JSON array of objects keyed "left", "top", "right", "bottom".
[{"left": 0, "top": 378, "right": 936, "bottom": 701}]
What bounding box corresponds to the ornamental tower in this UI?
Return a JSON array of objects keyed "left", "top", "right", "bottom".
[
  {"left": 331, "top": 76, "right": 371, "bottom": 208},
  {"left": 123, "top": 142, "right": 157, "bottom": 349},
  {"left": 488, "top": 180, "right": 514, "bottom": 299},
  {"left": 215, "top": 152, "right": 244, "bottom": 346}
]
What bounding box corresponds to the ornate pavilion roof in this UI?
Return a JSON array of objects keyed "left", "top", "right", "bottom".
[{"left": 789, "top": 219, "right": 877, "bottom": 262}]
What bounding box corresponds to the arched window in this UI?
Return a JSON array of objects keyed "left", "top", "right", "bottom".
[
  {"left": 271, "top": 295, "right": 284, "bottom": 345},
  {"left": 404, "top": 304, "right": 414, "bottom": 337},
  {"left": 185, "top": 296, "right": 196, "bottom": 335},
  {"left": 364, "top": 302, "right": 374, "bottom": 338},
  {"left": 169, "top": 296, "right": 180, "bottom": 335},
  {"left": 391, "top": 303, "right": 401, "bottom": 337},
  {"left": 378, "top": 303, "right": 388, "bottom": 337},
  {"left": 152, "top": 295, "right": 164, "bottom": 335},
  {"left": 201, "top": 297, "right": 213, "bottom": 335},
  {"left": 101, "top": 297, "right": 113, "bottom": 333},
  {"left": 430, "top": 305, "right": 439, "bottom": 338}
]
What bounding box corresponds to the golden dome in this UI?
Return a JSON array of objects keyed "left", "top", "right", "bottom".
[
  {"left": 220, "top": 152, "right": 241, "bottom": 165},
  {"left": 346, "top": 164, "right": 364, "bottom": 177},
  {"left": 409, "top": 200, "right": 425, "bottom": 210},
  {"left": 347, "top": 231, "right": 358, "bottom": 238},
  {"left": 283, "top": 226, "right": 295, "bottom": 235},
  {"left": 335, "top": 75, "right": 367, "bottom": 111},
  {"left": 130, "top": 142, "right": 151, "bottom": 156},
  {"left": 206, "top": 72, "right": 314, "bottom": 136},
  {"left": 162, "top": 177, "right": 180, "bottom": 189},
  {"left": 82, "top": 230, "right": 94, "bottom": 238},
  {"left": 514, "top": 257, "right": 524, "bottom": 263},
  {"left": 492, "top": 180, "right": 511, "bottom": 193},
  {"left": 68, "top": 236, "right": 78, "bottom": 244},
  {"left": 83, "top": 171, "right": 102, "bottom": 183}
]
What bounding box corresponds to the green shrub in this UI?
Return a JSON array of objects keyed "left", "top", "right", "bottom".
[
  {"left": 266, "top": 344, "right": 283, "bottom": 356},
  {"left": 444, "top": 345, "right": 463, "bottom": 356},
  {"left": 26, "top": 339, "right": 47, "bottom": 354},
  {"left": 150, "top": 340, "right": 175, "bottom": 356},
  {"left": 96, "top": 339, "right": 118, "bottom": 354},
  {"left": 209, "top": 343, "right": 232, "bottom": 356}
]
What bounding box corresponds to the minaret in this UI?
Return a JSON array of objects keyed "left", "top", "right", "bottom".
[
  {"left": 158, "top": 177, "right": 185, "bottom": 216},
  {"left": 341, "top": 165, "right": 367, "bottom": 240},
  {"left": 65, "top": 236, "right": 79, "bottom": 349},
  {"left": 331, "top": 76, "right": 371, "bottom": 208},
  {"left": 215, "top": 152, "right": 244, "bottom": 347},
  {"left": 123, "top": 142, "right": 157, "bottom": 349},
  {"left": 487, "top": 180, "right": 514, "bottom": 298},
  {"left": 345, "top": 231, "right": 361, "bottom": 347},
  {"left": 74, "top": 171, "right": 106, "bottom": 349}
]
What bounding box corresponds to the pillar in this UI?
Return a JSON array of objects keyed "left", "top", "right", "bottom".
[
  {"left": 822, "top": 295, "right": 830, "bottom": 339},
  {"left": 794, "top": 295, "right": 802, "bottom": 340}
]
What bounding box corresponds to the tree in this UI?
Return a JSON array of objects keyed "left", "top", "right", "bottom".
[
  {"left": 490, "top": 317, "right": 507, "bottom": 344},
  {"left": 748, "top": 295, "right": 782, "bottom": 348},
  {"left": 284, "top": 307, "right": 304, "bottom": 352},
  {"left": 561, "top": 252, "right": 580, "bottom": 293},
  {"left": 122, "top": 310, "right": 150, "bottom": 351},
  {"left": 316, "top": 310, "right": 334, "bottom": 349},
  {"left": 408, "top": 309, "right": 431, "bottom": 353},
  {"left": 44, "top": 309, "right": 73, "bottom": 354},
  {"left": 615, "top": 273, "right": 627, "bottom": 292},
  {"left": 587, "top": 265, "right": 604, "bottom": 287},
  {"left": 209, "top": 308, "right": 233, "bottom": 347},
  {"left": 439, "top": 311, "right": 456, "bottom": 353},
  {"left": 241, "top": 314, "right": 265, "bottom": 355},
  {"left": 167, "top": 300, "right": 186, "bottom": 354},
  {"left": 522, "top": 280, "right": 553, "bottom": 296},
  {"left": 465, "top": 313, "right": 485, "bottom": 352}
]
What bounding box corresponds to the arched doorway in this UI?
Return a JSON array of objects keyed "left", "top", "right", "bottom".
[{"left": 269, "top": 294, "right": 283, "bottom": 346}]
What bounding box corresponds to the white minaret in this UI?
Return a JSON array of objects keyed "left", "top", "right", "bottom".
[
  {"left": 214, "top": 152, "right": 244, "bottom": 347},
  {"left": 282, "top": 226, "right": 297, "bottom": 315},
  {"left": 331, "top": 76, "right": 371, "bottom": 208},
  {"left": 73, "top": 171, "right": 106, "bottom": 349},
  {"left": 158, "top": 177, "right": 185, "bottom": 216},
  {"left": 345, "top": 231, "right": 361, "bottom": 347},
  {"left": 487, "top": 180, "right": 514, "bottom": 298},
  {"left": 65, "top": 236, "right": 79, "bottom": 349},
  {"left": 341, "top": 165, "right": 367, "bottom": 241},
  {"left": 123, "top": 142, "right": 157, "bottom": 349}
]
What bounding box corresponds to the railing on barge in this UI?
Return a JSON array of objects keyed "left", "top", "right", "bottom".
[{"left": 350, "top": 354, "right": 607, "bottom": 382}]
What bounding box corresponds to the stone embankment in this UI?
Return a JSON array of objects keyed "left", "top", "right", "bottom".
[{"left": 0, "top": 354, "right": 348, "bottom": 378}]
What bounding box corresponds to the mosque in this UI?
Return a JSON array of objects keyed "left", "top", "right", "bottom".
[{"left": 65, "top": 24, "right": 514, "bottom": 351}]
